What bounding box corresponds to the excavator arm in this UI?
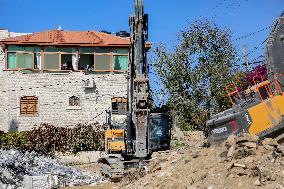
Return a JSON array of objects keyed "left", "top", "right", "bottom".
[
  {"left": 101, "top": 0, "right": 170, "bottom": 180},
  {"left": 128, "top": 0, "right": 150, "bottom": 158}
]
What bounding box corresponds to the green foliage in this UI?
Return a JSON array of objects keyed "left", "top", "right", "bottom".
[
  {"left": 231, "top": 71, "right": 249, "bottom": 91},
  {"left": 0, "top": 123, "right": 106, "bottom": 154},
  {"left": 170, "top": 140, "right": 187, "bottom": 149},
  {"left": 178, "top": 118, "right": 197, "bottom": 131},
  {"left": 0, "top": 131, "right": 29, "bottom": 150},
  {"left": 153, "top": 19, "right": 238, "bottom": 130}
]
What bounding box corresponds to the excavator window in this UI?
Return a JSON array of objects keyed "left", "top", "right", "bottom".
[
  {"left": 258, "top": 85, "right": 270, "bottom": 100},
  {"left": 230, "top": 93, "right": 241, "bottom": 104}
]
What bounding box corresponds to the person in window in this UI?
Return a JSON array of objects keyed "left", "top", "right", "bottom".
[{"left": 62, "top": 61, "right": 74, "bottom": 71}]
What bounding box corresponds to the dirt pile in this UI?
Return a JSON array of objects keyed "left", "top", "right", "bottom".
[{"left": 122, "top": 133, "right": 284, "bottom": 189}]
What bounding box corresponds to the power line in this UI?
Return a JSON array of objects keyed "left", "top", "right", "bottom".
[
  {"left": 248, "top": 60, "right": 265, "bottom": 65},
  {"left": 249, "top": 55, "right": 265, "bottom": 65},
  {"left": 233, "top": 26, "right": 271, "bottom": 41},
  {"left": 211, "top": 0, "right": 248, "bottom": 19},
  {"left": 212, "top": 0, "right": 228, "bottom": 12}
]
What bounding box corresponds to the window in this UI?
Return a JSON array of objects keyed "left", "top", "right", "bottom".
[
  {"left": 7, "top": 52, "right": 33, "bottom": 69},
  {"left": 95, "top": 55, "right": 111, "bottom": 71},
  {"left": 60, "top": 48, "right": 77, "bottom": 70},
  {"left": 43, "top": 47, "right": 77, "bottom": 71},
  {"left": 7, "top": 53, "right": 17, "bottom": 69},
  {"left": 112, "top": 97, "right": 127, "bottom": 114},
  {"left": 112, "top": 48, "right": 129, "bottom": 71},
  {"left": 44, "top": 54, "right": 60, "bottom": 70},
  {"left": 69, "top": 96, "right": 80, "bottom": 106},
  {"left": 7, "top": 45, "right": 41, "bottom": 70},
  {"left": 6, "top": 45, "right": 129, "bottom": 72},
  {"left": 92, "top": 48, "right": 129, "bottom": 72},
  {"left": 20, "top": 96, "right": 38, "bottom": 116},
  {"left": 79, "top": 54, "right": 94, "bottom": 71},
  {"left": 61, "top": 54, "right": 73, "bottom": 70},
  {"left": 78, "top": 48, "right": 94, "bottom": 71},
  {"left": 113, "top": 55, "right": 128, "bottom": 70},
  {"left": 17, "top": 53, "right": 33, "bottom": 68},
  {"left": 258, "top": 86, "right": 270, "bottom": 100}
]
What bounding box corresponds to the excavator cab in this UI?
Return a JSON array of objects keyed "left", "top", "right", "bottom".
[{"left": 105, "top": 97, "right": 171, "bottom": 154}]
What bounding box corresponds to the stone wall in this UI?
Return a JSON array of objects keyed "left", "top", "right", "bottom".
[
  {"left": 0, "top": 30, "right": 128, "bottom": 132},
  {"left": 0, "top": 71, "right": 127, "bottom": 132}
]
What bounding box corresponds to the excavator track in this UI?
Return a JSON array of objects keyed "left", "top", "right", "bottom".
[
  {"left": 100, "top": 155, "right": 149, "bottom": 181},
  {"left": 274, "top": 133, "right": 284, "bottom": 144},
  {"left": 100, "top": 155, "right": 125, "bottom": 181}
]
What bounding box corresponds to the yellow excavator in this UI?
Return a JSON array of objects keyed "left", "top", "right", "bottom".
[
  {"left": 101, "top": 0, "right": 170, "bottom": 180},
  {"left": 206, "top": 12, "right": 284, "bottom": 144}
]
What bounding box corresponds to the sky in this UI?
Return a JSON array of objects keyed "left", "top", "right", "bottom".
[{"left": 0, "top": 0, "right": 283, "bottom": 105}]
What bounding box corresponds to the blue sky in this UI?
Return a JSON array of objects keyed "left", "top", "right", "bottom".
[{"left": 0, "top": 0, "right": 283, "bottom": 105}]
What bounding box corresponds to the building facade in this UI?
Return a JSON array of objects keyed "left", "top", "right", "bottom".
[{"left": 0, "top": 29, "right": 130, "bottom": 132}]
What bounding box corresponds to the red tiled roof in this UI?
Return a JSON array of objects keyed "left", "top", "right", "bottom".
[{"left": 0, "top": 30, "right": 131, "bottom": 46}]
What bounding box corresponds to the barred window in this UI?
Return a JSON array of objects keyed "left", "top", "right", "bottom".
[{"left": 20, "top": 96, "right": 38, "bottom": 116}]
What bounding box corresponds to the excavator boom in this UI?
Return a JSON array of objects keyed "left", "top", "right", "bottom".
[
  {"left": 129, "top": 0, "right": 150, "bottom": 158},
  {"left": 101, "top": 0, "right": 170, "bottom": 180}
]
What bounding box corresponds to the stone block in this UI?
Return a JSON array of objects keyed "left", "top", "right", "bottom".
[{"left": 23, "top": 174, "right": 59, "bottom": 189}]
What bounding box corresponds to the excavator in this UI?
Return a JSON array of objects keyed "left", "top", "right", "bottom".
[
  {"left": 206, "top": 12, "right": 284, "bottom": 144},
  {"left": 101, "top": 0, "right": 170, "bottom": 180}
]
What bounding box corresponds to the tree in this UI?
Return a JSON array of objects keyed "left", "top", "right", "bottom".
[
  {"left": 247, "top": 64, "right": 268, "bottom": 85},
  {"left": 153, "top": 19, "right": 237, "bottom": 130}
]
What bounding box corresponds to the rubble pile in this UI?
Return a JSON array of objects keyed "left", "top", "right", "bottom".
[
  {"left": 222, "top": 134, "right": 284, "bottom": 187},
  {"left": 0, "top": 149, "right": 103, "bottom": 188},
  {"left": 122, "top": 133, "right": 284, "bottom": 189}
]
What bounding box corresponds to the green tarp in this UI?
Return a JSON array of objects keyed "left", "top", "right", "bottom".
[
  {"left": 7, "top": 53, "right": 16, "bottom": 69},
  {"left": 113, "top": 55, "right": 128, "bottom": 70},
  {"left": 17, "top": 53, "right": 33, "bottom": 68}
]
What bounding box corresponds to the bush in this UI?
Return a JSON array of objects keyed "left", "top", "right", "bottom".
[
  {"left": 0, "top": 123, "right": 106, "bottom": 154},
  {"left": 27, "top": 124, "right": 72, "bottom": 154},
  {"left": 69, "top": 123, "right": 105, "bottom": 153},
  {"left": 0, "top": 131, "right": 29, "bottom": 150}
]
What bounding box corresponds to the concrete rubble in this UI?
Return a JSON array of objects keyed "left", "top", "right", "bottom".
[
  {"left": 2, "top": 132, "right": 284, "bottom": 189},
  {"left": 0, "top": 149, "right": 104, "bottom": 188},
  {"left": 121, "top": 133, "right": 284, "bottom": 189}
]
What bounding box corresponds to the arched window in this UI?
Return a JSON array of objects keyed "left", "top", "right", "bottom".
[{"left": 69, "top": 96, "right": 80, "bottom": 106}]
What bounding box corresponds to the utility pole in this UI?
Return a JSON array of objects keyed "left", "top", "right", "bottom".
[{"left": 243, "top": 45, "right": 250, "bottom": 71}]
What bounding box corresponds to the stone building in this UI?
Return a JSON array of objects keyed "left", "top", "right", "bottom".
[{"left": 0, "top": 29, "right": 131, "bottom": 132}]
